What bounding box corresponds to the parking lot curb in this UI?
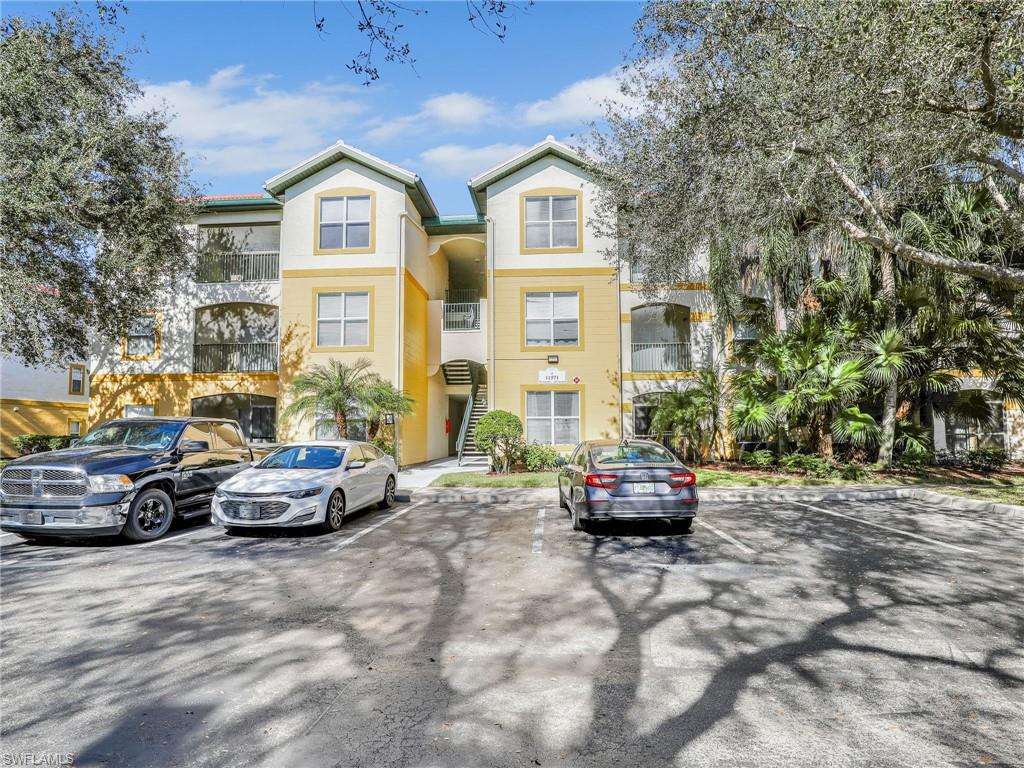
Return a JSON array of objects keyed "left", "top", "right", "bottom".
[
  {"left": 402, "top": 485, "right": 1022, "bottom": 517},
  {"left": 406, "top": 488, "right": 557, "bottom": 505}
]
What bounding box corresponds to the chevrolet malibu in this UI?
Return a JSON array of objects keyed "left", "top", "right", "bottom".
[
  {"left": 211, "top": 441, "right": 397, "bottom": 533},
  {"left": 556, "top": 439, "right": 698, "bottom": 532}
]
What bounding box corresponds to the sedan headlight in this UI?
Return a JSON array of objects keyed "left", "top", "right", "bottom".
[
  {"left": 287, "top": 487, "right": 324, "bottom": 499},
  {"left": 88, "top": 474, "right": 135, "bottom": 494}
]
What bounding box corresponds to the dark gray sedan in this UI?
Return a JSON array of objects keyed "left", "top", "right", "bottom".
[{"left": 556, "top": 439, "right": 698, "bottom": 532}]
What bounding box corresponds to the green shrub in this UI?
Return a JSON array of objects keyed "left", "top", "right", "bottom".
[
  {"left": 47, "top": 436, "right": 73, "bottom": 451},
  {"left": 474, "top": 410, "right": 524, "bottom": 473},
  {"left": 739, "top": 448, "right": 775, "bottom": 469},
  {"left": 839, "top": 462, "right": 871, "bottom": 481},
  {"left": 12, "top": 434, "right": 62, "bottom": 456},
  {"left": 778, "top": 452, "right": 836, "bottom": 478},
  {"left": 523, "top": 443, "right": 560, "bottom": 472},
  {"left": 961, "top": 448, "right": 1009, "bottom": 471}
]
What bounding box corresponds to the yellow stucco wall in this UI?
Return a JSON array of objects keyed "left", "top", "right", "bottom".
[
  {"left": 88, "top": 373, "right": 279, "bottom": 427},
  {"left": 1, "top": 399, "right": 89, "bottom": 458},
  {"left": 401, "top": 271, "right": 430, "bottom": 465},
  {"left": 491, "top": 271, "right": 622, "bottom": 448},
  {"left": 278, "top": 268, "right": 398, "bottom": 441}
]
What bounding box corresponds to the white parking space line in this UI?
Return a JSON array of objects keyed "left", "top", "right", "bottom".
[
  {"left": 532, "top": 508, "right": 545, "bottom": 554},
  {"left": 791, "top": 501, "right": 978, "bottom": 555},
  {"left": 0, "top": 532, "right": 17, "bottom": 541},
  {"left": 695, "top": 519, "right": 755, "bottom": 555},
  {"left": 329, "top": 501, "right": 425, "bottom": 553},
  {"left": 132, "top": 525, "right": 216, "bottom": 549}
]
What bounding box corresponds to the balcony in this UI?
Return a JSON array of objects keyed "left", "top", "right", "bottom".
[
  {"left": 443, "top": 302, "right": 481, "bottom": 331},
  {"left": 631, "top": 342, "right": 692, "bottom": 372},
  {"left": 196, "top": 251, "right": 280, "bottom": 283},
  {"left": 193, "top": 342, "right": 279, "bottom": 373}
]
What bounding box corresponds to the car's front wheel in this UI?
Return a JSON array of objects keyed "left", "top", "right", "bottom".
[
  {"left": 322, "top": 490, "right": 346, "bottom": 533},
  {"left": 122, "top": 487, "right": 174, "bottom": 542},
  {"left": 377, "top": 475, "right": 396, "bottom": 510}
]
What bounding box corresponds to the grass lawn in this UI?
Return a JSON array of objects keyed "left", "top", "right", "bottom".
[{"left": 429, "top": 465, "right": 1024, "bottom": 505}]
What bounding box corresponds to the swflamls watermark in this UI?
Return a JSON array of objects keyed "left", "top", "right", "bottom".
[{"left": 1, "top": 754, "right": 74, "bottom": 766}]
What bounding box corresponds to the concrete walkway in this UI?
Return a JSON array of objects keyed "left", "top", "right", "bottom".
[{"left": 397, "top": 456, "right": 488, "bottom": 491}]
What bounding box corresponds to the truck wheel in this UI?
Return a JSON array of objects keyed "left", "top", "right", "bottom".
[{"left": 122, "top": 487, "right": 174, "bottom": 542}]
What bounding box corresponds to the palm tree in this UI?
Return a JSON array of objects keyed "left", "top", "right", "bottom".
[
  {"left": 648, "top": 369, "right": 726, "bottom": 463},
  {"left": 281, "top": 358, "right": 413, "bottom": 439},
  {"left": 363, "top": 379, "right": 414, "bottom": 441}
]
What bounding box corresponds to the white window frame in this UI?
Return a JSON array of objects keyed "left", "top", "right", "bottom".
[
  {"left": 524, "top": 291, "right": 579, "bottom": 347},
  {"left": 316, "top": 291, "right": 370, "bottom": 348},
  {"left": 125, "top": 316, "right": 157, "bottom": 357},
  {"left": 524, "top": 194, "right": 578, "bottom": 249},
  {"left": 68, "top": 420, "right": 82, "bottom": 437},
  {"left": 525, "top": 390, "right": 580, "bottom": 445},
  {"left": 319, "top": 195, "right": 371, "bottom": 250},
  {"left": 69, "top": 365, "right": 85, "bottom": 395},
  {"left": 124, "top": 404, "right": 155, "bottom": 418}
]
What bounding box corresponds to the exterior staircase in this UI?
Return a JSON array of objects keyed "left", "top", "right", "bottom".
[
  {"left": 441, "top": 359, "right": 473, "bottom": 385},
  {"left": 459, "top": 392, "right": 489, "bottom": 464}
]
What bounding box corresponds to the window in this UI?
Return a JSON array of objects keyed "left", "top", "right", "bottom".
[
  {"left": 210, "top": 421, "right": 246, "bottom": 449},
  {"left": 316, "top": 291, "right": 370, "bottom": 348},
  {"left": 363, "top": 444, "right": 384, "bottom": 460},
  {"left": 68, "top": 365, "right": 86, "bottom": 395},
  {"left": 525, "top": 291, "right": 579, "bottom": 347},
  {"left": 318, "top": 195, "right": 371, "bottom": 251},
  {"left": 68, "top": 420, "right": 82, "bottom": 438},
  {"left": 526, "top": 390, "right": 580, "bottom": 445},
  {"left": 524, "top": 194, "right": 579, "bottom": 250},
  {"left": 180, "top": 423, "right": 212, "bottom": 447},
  {"left": 315, "top": 412, "right": 367, "bottom": 441},
  {"left": 125, "top": 316, "right": 158, "bottom": 358},
  {"left": 124, "top": 404, "right": 155, "bottom": 419}
]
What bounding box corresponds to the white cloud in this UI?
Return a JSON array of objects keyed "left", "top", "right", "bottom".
[
  {"left": 364, "top": 91, "right": 497, "bottom": 143},
  {"left": 139, "top": 65, "right": 367, "bottom": 176},
  {"left": 416, "top": 142, "right": 530, "bottom": 179},
  {"left": 521, "top": 70, "right": 632, "bottom": 126}
]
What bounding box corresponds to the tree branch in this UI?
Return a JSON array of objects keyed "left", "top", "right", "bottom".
[
  {"left": 840, "top": 219, "right": 1024, "bottom": 289},
  {"left": 969, "top": 153, "right": 1024, "bottom": 185}
]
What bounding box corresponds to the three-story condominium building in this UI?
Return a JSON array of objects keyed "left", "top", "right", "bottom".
[{"left": 85, "top": 137, "right": 1024, "bottom": 465}]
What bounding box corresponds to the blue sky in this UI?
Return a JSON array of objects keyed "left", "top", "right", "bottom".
[{"left": 7, "top": 1, "right": 643, "bottom": 214}]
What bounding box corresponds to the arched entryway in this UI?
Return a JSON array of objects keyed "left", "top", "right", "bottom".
[{"left": 191, "top": 393, "right": 277, "bottom": 443}]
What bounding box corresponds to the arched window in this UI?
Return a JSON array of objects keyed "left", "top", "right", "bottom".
[{"left": 630, "top": 304, "right": 691, "bottom": 372}]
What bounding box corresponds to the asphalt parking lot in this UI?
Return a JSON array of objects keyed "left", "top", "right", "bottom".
[{"left": 1, "top": 497, "right": 1022, "bottom": 768}]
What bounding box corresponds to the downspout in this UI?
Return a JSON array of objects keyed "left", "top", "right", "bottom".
[
  {"left": 616, "top": 261, "right": 624, "bottom": 440},
  {"left": 396, "top": 212, "right": 409, "bottom": 464},
  {"left": 486, "top": 215, "right": 495, "bottom": 409}
]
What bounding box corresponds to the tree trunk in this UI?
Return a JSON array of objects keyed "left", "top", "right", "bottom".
[
  {"left": 876, "top": 250, "right": 898, "bottom": 468},
  {"left": 335, "top": 410, "right": 348, "bottom": 439},
  {"left": 367, "top": 419, "right": 380, "bottom": 441},
  {"left": 817, "top": 416, "right": 834, "bottom": 459}
]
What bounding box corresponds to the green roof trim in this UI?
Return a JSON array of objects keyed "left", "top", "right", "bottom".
[
  {"left": 262, "top": 141, "right": 439, "bottom": 219},
  {"left": 200, "top": 196, "right": 282, "bottom": 212},
  {"left": 466, "top": 138, "right": 585, "bottom": 216},
  {"left": 422, "top": 215, "right": 487, "bottom": 235}
]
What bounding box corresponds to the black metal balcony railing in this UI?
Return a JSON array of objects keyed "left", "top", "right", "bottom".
[
  {"left": 443, "top": 302, "right": 481, "bottom": 331},
  {"left": 631, "top": 342, "right": 692, "bottom": 372},
  {"left": 196, "top": 251, "right": 280, "bottom": 283},
  {"left": 193, "top": 342, "right": 279, "bottom": 373}
]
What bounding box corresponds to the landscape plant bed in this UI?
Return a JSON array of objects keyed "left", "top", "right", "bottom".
[{"left": 431, "top": 464, "right": 1024, "bottom": 505}]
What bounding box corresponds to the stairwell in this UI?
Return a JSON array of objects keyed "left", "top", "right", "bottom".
[{"left": 459, "top": 392, "right": 489, "bottom": 464}]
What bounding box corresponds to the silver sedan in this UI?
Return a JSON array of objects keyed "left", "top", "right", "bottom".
[{"left": 211, "top": 441, "right": 398, "bottom": 533}]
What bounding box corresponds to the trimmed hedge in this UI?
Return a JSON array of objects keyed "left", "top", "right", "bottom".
[{"left": 12, "top": 434, "right": 73, "bottom": 456}]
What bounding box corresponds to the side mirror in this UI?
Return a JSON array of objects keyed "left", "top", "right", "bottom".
[
  {"left": 70, "top": 439, "right": 80, "bottom": 447},
  {"left": 179, "top": 439, "right": 210, "bottom": 454},
  {"left": 348, "top": 459, "right": 366, "bottom": 470},
  {"left": 554, "top": 456, "right": 568, "bottom": 467}
]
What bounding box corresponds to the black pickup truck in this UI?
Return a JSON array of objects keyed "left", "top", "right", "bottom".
[{"left": 0, "top": 417, "right": 253, "bottom": 543}]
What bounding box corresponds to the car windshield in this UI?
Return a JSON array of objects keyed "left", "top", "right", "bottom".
[
  {"left": 77, "top": 421, "right": 182, "bottom": 451},
  {"left": 591, "top": 443, "right": 677, "bottom": 465},
  {"left": 256, "top": 445, "right": 344, "bottom": 470}
]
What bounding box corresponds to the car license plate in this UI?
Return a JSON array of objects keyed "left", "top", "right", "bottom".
[
  {"left": 19, "top": 510, "right": 42, "bottom": 525},
  {"left": 239, "top": 503, "right": 260, "bottom": 520},
  {"left": 633, "top": 482, "right": 656, "bottom": 495}
]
